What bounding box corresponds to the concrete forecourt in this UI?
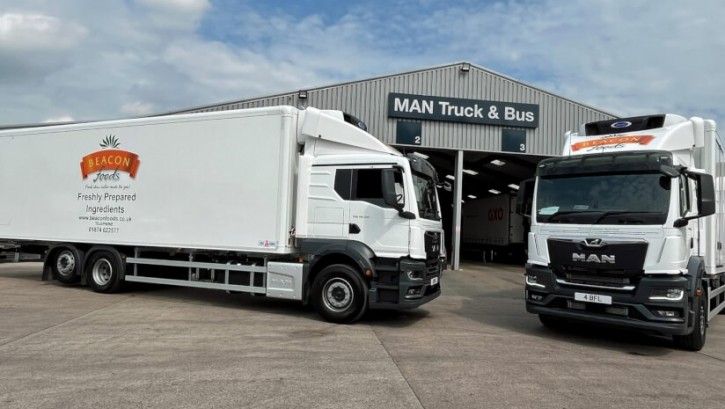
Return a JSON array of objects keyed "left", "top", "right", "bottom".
[{"left": 1, "top": 262, "right": 724, "bottom": 409}]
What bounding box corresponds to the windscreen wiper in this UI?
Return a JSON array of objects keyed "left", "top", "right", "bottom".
[
  {"left": 593, "top": 211, "right": 661, "bottom": 225},
  {"left": 546, "top": 210, "right": 594, "bottom": 222},
  {"left": 591, "top": 210, "right": 629, "bottom": 225}
]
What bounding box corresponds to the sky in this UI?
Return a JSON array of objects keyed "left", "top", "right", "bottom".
[{"left": 1, "top": 0, "right": 724, "bottom": 128}]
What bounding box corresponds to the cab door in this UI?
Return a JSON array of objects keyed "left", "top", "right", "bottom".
[{"left": 345, "top": 166, "right": 411, "bottom": 258}]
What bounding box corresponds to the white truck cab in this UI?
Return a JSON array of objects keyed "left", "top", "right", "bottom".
[{"left": 520, "top": 114, "right": 725, "bottom": 350}]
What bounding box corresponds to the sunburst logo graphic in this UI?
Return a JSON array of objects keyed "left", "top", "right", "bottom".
[
  {"left": 99, "top": 134, "right": 121, "bottom": 149},
  {"left": 80, "top": 135, "right": 140, "bottom": 179}
]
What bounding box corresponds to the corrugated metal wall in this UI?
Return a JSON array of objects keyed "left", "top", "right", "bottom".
[{"left": 178, "top": 62, "right": 616, "bottom": 157}]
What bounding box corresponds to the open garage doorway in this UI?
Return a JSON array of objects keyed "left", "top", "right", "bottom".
[{"left": 396, "top": 147, "right": 551, "bottom": 268}]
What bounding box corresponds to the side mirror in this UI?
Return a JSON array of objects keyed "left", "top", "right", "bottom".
[
  {"left": 693, "top": 171, "right": 716, "bottom": 217},
  {"left": 516, "top": 178, "right": 534, "bottom": 217},
  {"left": 383, "top": 169, "right": 416, "bottom": 219},
  {"left": 674, "top": 171, "right": 715, "bottom": 227}
]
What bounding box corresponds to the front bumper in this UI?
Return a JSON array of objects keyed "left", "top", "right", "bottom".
[
  {"left": 368, "top": 257, "right": 443, "bottom": 310},
  {"left": 525, "top": 263, "right": 694, "bottom": 336}
]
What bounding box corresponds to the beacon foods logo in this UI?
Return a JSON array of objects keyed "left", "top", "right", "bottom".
[
  {"left": 80, "top": 135, "right": 140, "bottom": 181},
  {"left": 571, "top": 135, "right": 654, "bottom": 152}
]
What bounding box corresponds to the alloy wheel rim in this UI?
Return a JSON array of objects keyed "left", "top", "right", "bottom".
[
  {"left": 92, "top": 259, "right": 112, "bottom": 286},
  {"left": 323, "top": 278, "right": 354, "bottom": 312}
]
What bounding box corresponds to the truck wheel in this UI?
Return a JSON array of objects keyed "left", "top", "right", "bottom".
[
  {"left": 719, "top": 277, "right": 725, "bottom": 314},
  {"left": 673, "top": 290, "right": 707, "bottom": 351},
  {"left": 311, "top": 264, "right": 367, "bottom": 323},
  {"left": 50, "top": 247, "right": 81, "bottom": 284},
  {"left": 86, "top": 250, "right": 123, "bottom": 293}
]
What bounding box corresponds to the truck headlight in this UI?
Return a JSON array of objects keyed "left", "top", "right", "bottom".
[
  {"left": 406, "top": 270, "right": 423, "bottom": 281},
  {"left": 649, "top": 288, "right": 684, "bottom": 301},
  {"left": 525, "top": 274, "right": 545, "bottom": 289}
]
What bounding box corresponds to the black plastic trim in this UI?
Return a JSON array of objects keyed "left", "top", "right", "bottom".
[
  {"left": 301, "top": 239, "right": 376, "bottom": 275},
  {"left": 525, "top": 263, "right": 692, "bottom": 336},
  {"left": 299, "top": 238, "right": 442, "bottom": 310}
]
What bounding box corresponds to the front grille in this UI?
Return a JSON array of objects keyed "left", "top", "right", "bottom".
[
  {"left": 548, "top": 239, "right": 648, "bottom": 273},
  {"left": 558, "top": 269, "right": 639, "bottom": 290},
  {"left": 424, "top": 231, "right": 442, "bottom": 260},
  {"left": 565, "top": 272, "right": 631, "bottom": 286},
  {"left": 548, "top": 239, "right": 647, "bottom": 291},
  {"left": 425, "top": 258, "right": 441, "bottom": 277}
]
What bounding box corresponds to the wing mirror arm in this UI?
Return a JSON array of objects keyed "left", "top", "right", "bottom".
[
  {"left": 382, "top": 168, "right": 417, "bottom": 219},
  {"left": 673, "top": 170, "right": 715, "bottom": 227}
]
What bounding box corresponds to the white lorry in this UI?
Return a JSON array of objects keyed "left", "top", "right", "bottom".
[
  {"left": 0, "top": 106, "right": 445, "bottom": 323},
  {"left": 520, "top": 114, "right": 725, "bottom": 350},
  {"left": 461, "top": 194, "right": 525, "bottom": 262}
]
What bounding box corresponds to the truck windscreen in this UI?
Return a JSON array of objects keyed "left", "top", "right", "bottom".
[
  {"left": 536, "top": 173, "right": 670, "bottom": 225},
  {"left": 412, "top": 172, "right": 441, "bottom": 221}
]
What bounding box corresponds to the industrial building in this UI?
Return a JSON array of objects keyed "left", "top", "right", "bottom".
[{"left": 170, "top": 62, "right": 617, "bottom": 269}]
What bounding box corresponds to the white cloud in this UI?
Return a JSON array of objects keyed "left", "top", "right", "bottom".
[
  {"left": 415, "top": 0, "right": 725, "bottom": 123},
  {"left": 137, "top": 0, "right": 209, "bottom": 14},
  {"left": 0, "top": 13, "right": 87, "bottom": 51},
  {"left": 0, "top": 0, "right": 723, "bottom": 129},
  {"left": 136, "top": 0, "right": 210, "bottom": 32},
  {"left": 0, "top": 12, "right": 88, "bottom": 85},
  {"left": 121, "top": 101, "right": 155, "bottom": 116},
  {"left": 43, "top": 115, "right": 74, "bottom": 123}
]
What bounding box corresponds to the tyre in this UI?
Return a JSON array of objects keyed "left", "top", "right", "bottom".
[
  {"left": 719, "top": 277, "right": 725, "bottom": 315},
  {"left": 311, "top": 264, "right": 367, "bottom": 323},
  {"left": 50, "top": 247, "right": 81, "bottom": 284},
  {"left": 539, "top": 314, "right": 566, "bottom": 329},
  {"left": 86, "top": 250, "right": 123, "bottom": 293},
  {"left": 673, "top": 290, "right": 707, "bottom": 351}
]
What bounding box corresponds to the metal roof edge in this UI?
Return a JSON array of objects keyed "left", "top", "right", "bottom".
[{"left": 159, "top": 61, "right": 619, "bottom": 118}]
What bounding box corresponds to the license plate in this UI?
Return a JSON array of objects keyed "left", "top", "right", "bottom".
[
  {"left": 430, "top": 277, "right": 439, "bottom": 286},
  {"left": 575, "top": 292, "right": 612, "bottom": 305}
]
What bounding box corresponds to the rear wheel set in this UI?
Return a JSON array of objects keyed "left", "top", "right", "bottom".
[
  {"left": 49, "top": 246, "right": 81, "bottom": 284},
  {"left": 86, "top": 250, "right": 124, "bottom": 293}
]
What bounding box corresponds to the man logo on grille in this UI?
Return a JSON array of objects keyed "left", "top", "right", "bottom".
[
  {"left": 572, "top": 253, "right": 616, "bottom": 264},
  {"left": 583, "top": 238, "right": 606, "bottom": 248}
]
